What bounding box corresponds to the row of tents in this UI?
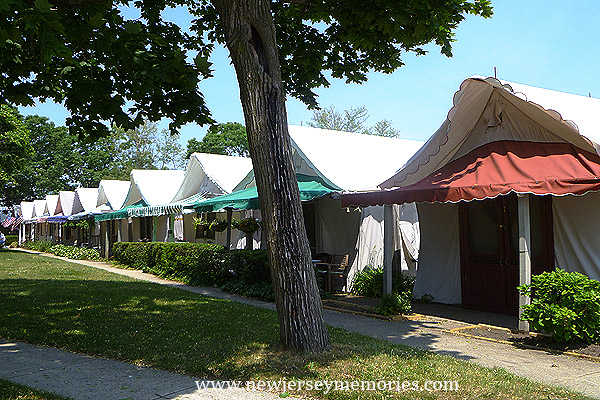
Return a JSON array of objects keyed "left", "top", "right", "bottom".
[
  {"left": 16, "top": 124, "right": 424, "bottom": 293},
  {"left": 13, "top": 76, "right": 600, "bottom": 318}
]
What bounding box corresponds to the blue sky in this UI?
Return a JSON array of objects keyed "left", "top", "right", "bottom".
[{"left": 18, "top": 0, "right": 600, "bottom": 145}]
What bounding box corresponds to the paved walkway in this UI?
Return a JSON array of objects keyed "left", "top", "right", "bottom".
[{"left": 3, "top": 250, "right": 600, "bottom": 399}]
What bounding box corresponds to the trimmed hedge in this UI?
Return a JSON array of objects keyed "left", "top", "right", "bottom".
[
  {"left": 113, "top": 242, "right": 274, "bottom": 300},
  {"left": 113, "top": 242, "right": 228, "bottom": 285}
]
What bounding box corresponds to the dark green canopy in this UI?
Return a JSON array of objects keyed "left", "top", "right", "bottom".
[{"left": 186, "top": 176, "right": 338, "bottom": 213}]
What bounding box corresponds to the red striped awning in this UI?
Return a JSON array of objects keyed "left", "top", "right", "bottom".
[{"left": 341, "top": 140, "right": 600, "bottom": 207}]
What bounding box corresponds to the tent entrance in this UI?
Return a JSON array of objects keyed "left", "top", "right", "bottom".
[{"left": 459, "top": 194, "right": 554, "bottom": 314}]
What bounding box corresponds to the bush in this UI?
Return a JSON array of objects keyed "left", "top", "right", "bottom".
[
  {"left": 374, "top": 291, "right": 412, "bottom": 316},
  {"left": 4, "top": 235, "right": 18, "bottom": 246},
  {"left": 351, "top": 267, "right": 415, "bottom": 298},
  {"left": 519, "top": 269, "right": 600, "bottom": 343},
  {"left": 224, "top": 250, "right": 271, "bottom": 284},
  {"left": 21, "top": 240, "right": 53, "bottom": 253},
  {"left": 112, "top": 243, "right": 274, "bottom": 301},
  {"left": 50, "top": 244, "right": 101, "bottom": 261},
  {"left": 113, "top": 242, "right": 227, "bottom": 285}
]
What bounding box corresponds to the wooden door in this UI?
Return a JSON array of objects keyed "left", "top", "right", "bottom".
[{"left": 459, "top": 195, "right": 554, "bottom": 314}]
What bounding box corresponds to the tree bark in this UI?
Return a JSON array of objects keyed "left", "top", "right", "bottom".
[{"left": 212, "top": 0, "right": 331, "bottom": 353}]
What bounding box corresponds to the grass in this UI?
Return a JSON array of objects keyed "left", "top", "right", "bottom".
[
  {"left": 0, "top": 249, "right": 592, "bottom": 400},
  {"left": 0, "top": 379, "right": 72, "bottom": 400}
]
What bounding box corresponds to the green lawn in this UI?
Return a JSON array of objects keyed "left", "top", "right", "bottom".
[
  {"left": 0, "top": 379, "right": 72, "bottom": 400},
  {"left": 0, "top": 249, "right": 591, "bottom": 400}
]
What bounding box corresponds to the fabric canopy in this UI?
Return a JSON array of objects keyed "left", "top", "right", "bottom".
[
  {"left": 341, "top": 140, "right": 600, "bottom": 207},
  {"left": 128, "top": 193, "right": 207, "bottom": 218},
  {"left": 95, "top": 200, "right": 147, "bottom": 222},
  {"left": 47, "top": 215, "right": 68, "bottom": 223},
  {"left": 188, "top": 178, "right": 337, "bottom": 213}
]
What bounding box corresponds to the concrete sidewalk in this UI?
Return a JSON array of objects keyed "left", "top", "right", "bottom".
[
  {"left": 4, "top": 250, "right": 600, "bottom": 399},
  {"left": 0, "top": 340, "right": 291, "bottom": 400}
]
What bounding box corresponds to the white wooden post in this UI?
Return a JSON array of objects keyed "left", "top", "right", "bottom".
[
  {"left": 518, "top": 194, "right": 531, "bottom": 332},
  {"left": 383, "top": 205, "right": 394, "bottom": 294}
]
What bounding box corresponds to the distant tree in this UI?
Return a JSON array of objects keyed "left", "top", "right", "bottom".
[
  {"left": 75, "top": 135, "right": 122, "bottom": 187},
  {"left": 113, "top": 122, "right": 159, "bottom": 173},
  {"left": 308, "top": 106, "right": 400, "bottom": 138},
  {"left": 156, "top": 130, "right": 185, "bottom": 170},
  {"left": 186, "top": 122, "right": 249, "bottom": 158},
  {"left": 0, "top": 106, "right": 32, "bottom": 205},
  {"left": 371, "top": 119, "right": 400, "bottom": 138}
]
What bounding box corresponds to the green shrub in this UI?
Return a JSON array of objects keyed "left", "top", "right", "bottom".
[
  {"left": 4, "top": 235, "right": 18, "bottom": 246},
  {"left": 113, "top": 242, "right": 227, "bottom": 285},
  {"left": 225, "top": 250, "right": 271, "bottom": 284},
  {"left": 518, "top": 269, "right": 600, "bottom": 343},
  {"left": 374, "top": 291, "right": 412, "bottom": 315},
  {"left": 113, "top": 243, "right": 274, "bottom": 301},
  {"left": 351, "top": 267, "right": 415, "bottom": 298},
  {"left": 21, "top": 240, "right": 53, "bottom": 253},
  {"left": 50, "top": 244, "right": 101, "bottom": 261}
]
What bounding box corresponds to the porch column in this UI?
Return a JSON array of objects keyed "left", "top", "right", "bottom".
[
  {"left": 383, "top": 205, "right": 394, "bottom": 294},
  {"left": 517, "top": 194, "right": 531, "bottom": 332},
  {"left": 225, "top": 208, "right": 233, "bottom": 249}
]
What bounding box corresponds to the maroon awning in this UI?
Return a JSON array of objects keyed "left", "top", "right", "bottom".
[{"left": 341, "top": 140, "right": 600, "bottom": 207}]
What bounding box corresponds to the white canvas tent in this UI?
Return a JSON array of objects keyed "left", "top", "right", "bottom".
[
  {"left": 171, "top": 153, "right": 253, "bottom": 244},
  {"left": 32, "top": 200, "right": 47, "bottom": 218},
  {"left": 173, "top": 153, "right": 253, "bottom": 202},
  {"left": 122, "top": 169, "right": 186, "bottom": 208},
  {"left": 44, "top": 195, "right": 59, "bottom": 216},
  {"left": 342, "top": 76, "right": 600, "bottom": 313},
  {"left": 18, "top": 201, "right": 35, "bottom": 244},
  {"left": 70, "top": 188, "right": 100, "bottom": 218},
  {"left": 97, "top": 180, "right": 131, "bottom": 210},
  {"left": 234, "top": 125, "right": 424, "bottom": 289},
  {"left": 54, "top": 191, "right": 76, "bottom": 217}
]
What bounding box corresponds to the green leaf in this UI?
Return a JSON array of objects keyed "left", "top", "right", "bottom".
[{"left": 33, "top": 0, "right": 51, "bottom": 13}]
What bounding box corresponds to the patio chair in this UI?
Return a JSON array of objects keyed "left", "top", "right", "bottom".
[{"left": 315, "top": 254, "right": 350, "bottom": 293}]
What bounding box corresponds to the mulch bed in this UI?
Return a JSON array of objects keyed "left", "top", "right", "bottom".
[{"left": 456, "top": 325, "right": 600, "bottom": 359}]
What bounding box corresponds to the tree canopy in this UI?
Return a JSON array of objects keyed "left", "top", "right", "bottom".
[
  {"left": 308, "top": 105, "right": 400, "bottom": 138},
  {"left": 186, "top": 122, "right": 249, "bottom": 158},
  {"left": 0, "top": 105, "right": 32, "bottom": 204},
  {"left": 1, "top": 0, "right": 492, "bottom": 139}
]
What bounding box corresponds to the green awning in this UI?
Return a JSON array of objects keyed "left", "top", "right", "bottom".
[
  {"left": 186, "top": 176, "right": 338, "bottom": 213},
  {"left": 94, "top": 200, "right": 147, "bottom": 222},
  {"left": 127, "top": 193, "right": 207, "bottom": 218}
]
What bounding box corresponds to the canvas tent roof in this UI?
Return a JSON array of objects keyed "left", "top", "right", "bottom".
[
  {"left": 172, "top": 153, "right": 253, "bottom": 202},
  {"left": 234, "top": 125, "right": 424, "bottom": 192},
  {"left": 342, "top": 77, "right": 600, "bottom": 207},
  {"left": 32, "top": 200, "right": 47, "bottom": 218},
  {"left": 122, "top": 169, "right": 186, "bottom": 208},
  {"left": 97, "top": 180, "right": 130, "bottom": 210},
  {"left": 54, "top": 191, "right": 76, "bottom": 217},
  {"left": 72, "top": 188, "right": 99, "bottom": 214},
  {"left": 44, "top": 195, "right": 59, "bottom": 216},
  {"left": 20, "top": 201, "right": 34, "bottom": 221}
]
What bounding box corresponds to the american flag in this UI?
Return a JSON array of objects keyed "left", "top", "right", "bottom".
[
  {"left": 2, "top": 216, "right": 15, "bottom": 228},
  {"left": 10, "top": 216, "right": 23, "bottom": 231}
]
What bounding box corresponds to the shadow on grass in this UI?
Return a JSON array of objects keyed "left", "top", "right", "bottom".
[{"left": 0, "top": 277, "right": 449, "bottom": 379}]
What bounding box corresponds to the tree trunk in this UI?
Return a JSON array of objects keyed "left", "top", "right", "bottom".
[{"left": 212, "top": 0, "right": 331, "bottom": 353}]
